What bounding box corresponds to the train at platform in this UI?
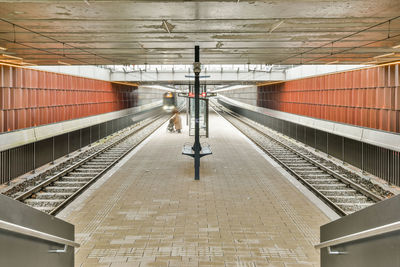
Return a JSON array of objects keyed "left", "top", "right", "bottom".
[{"left": 162, "top": 91, "right": 177, "bottom": 112}]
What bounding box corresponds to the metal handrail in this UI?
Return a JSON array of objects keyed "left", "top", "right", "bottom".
[
  {"left": 315, "top": 221, "right": 400, "bottom": 251},
  {"left": 0, "top": 219, "right": 80, "bottom": 248}
]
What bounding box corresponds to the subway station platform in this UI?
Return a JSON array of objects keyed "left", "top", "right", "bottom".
[{"left": 58, "top": 113, "right": 331, "bottom": 267}]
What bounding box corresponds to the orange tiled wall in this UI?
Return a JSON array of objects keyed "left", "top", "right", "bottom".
[
  {"left": 0, "top": 65, "right": 138, "bottom": 133},
  {"left": 258, "top": 63, "right": 400, "bottom": 133}
]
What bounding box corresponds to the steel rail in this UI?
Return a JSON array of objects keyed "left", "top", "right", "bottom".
[
  {"left": 217, "top": 103, "right": 383, "bottom": 202},
  {"left": 212, "top": 102, "right": 381, "bottom": 216},
  {"left": 211, "top": 104, "right": 347, "bottom": 216},
  {"left": 16, "top": 105, "right": 185, "bottom": 215},
  {"left": 218, "top": 104, "right": 382, "bottom": 201},
  {"left": 226, "top": 109, "right": 383, "bottom": 202},
  {"left": 48, "top": 114, "right": 171, "bottom": 215},
  {"left": 15, "top": 114, "right": 163, "bottom": 203}
]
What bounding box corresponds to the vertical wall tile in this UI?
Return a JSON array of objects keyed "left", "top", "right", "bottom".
[
  {"left": 257, "top": 63, "right": 400, "bottom": 133},
  {"left": 0, "top": 65, "right": 138, "bottom": 133}
]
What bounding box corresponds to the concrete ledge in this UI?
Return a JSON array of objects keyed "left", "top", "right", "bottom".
[
  {"left": 219, "top": 96, "right": 400, "bottom": 153},
  {"left": 0, "top": 101, "right": 162, "bottom": 152}
]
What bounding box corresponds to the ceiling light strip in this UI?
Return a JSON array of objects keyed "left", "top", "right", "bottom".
[
  {"left": 373, "top": 52, "right": 395, "bottom": 59},
  {"left": 20, "top": 62, "right": 36, "bottom": 66},
  {"left": 1, "top": 54, "right": 22, "bottom": 60},
  {"left": 57, "top": 61, "right": 71, "bottom": 65},
  {"left": 0, "top": 61, "right": 22, "bottom": 68},
  {"left": 325, "top": 60, "right": 339, "bottom": 65}
]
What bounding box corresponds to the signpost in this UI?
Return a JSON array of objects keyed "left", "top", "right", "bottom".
[
  {"left": 193, "top": 46, "right": 201, "bottom": 180},
  {"left": 181, "top": 46, "right": 213, "bottom": 180}
]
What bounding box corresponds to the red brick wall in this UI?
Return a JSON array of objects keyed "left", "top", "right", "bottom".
[
  {"left": 0, "top": 65, "right": 138, "bottom": 133},
  {"left": 258, "top": 63, "right": 400, "bottom": 133}
]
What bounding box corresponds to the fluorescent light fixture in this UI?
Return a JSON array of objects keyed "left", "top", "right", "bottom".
[
  {"left": 140, "top": 85, "right": 177, "bottom": 92},
  {"left": 0, "top": 59, "right": 18, "bottom": 62},
  {"left": 0, "top": 46, "right": 7, "bottom": 51},
  {"left": 212, "top": 85, "right": 254, "bottom": 93},
  {"left": 373, "top": 52, "right": 395, "bottom": 59},
  {"left": 325, "top": 60, "right": 339, "bottom": 65},
  {"left": 57, "top": 60, "right": 71, "bottom": 65},
  {"left": 1, "top": 54, "right": 22, "bottom": 60},
  {"left": 392, "top": 44, "right": 400, "bottom": 49},
  {"left": 20, "top": 62, "right": 36, "bottom": 66},
  {"left": 0, "top": 61, "right": 21, "bottom": 67}
]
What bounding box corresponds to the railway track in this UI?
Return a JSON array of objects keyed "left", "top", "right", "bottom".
[
  {"left": 212, "top": 101, "right": 386, "bottom": 216},
  {"left": 12, "top": 114, "right": 169, "bottom": 215}
]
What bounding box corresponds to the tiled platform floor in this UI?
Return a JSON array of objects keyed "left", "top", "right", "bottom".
[{"left": 59, "top": 113, "right": 330, "bottom": 267}]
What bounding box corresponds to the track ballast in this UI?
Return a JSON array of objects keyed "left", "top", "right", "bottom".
[
  {"left": 212, "top": 102, "right": 388, "bottom": 216},
  {"left": 11, "top": 114, "right": 168, "bottom": 215}
]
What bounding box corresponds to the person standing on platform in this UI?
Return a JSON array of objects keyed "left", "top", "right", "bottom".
[{"left": 172, "top": 110, "right": 182, "bottom": 133}]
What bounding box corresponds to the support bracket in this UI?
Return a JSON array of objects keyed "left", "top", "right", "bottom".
[
  {"left": 327, "top": 246, "right": 348, "bottom": 255},
  {"left": 49, "top": 244, "right": 68, "bottom": 253}
]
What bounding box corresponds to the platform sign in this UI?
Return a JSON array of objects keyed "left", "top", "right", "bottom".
[
  {"left": 181, "top": 45, "right": 212, "bottom": 181},
  {"left": 178, "top": 92, "right": 217, "bottom": 98},
  {"left": 189, "top": 98, "right": 208, "bottom": 137}
]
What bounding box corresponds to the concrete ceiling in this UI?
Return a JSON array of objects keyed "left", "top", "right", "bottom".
[{"left": 0, "top": 0, "right": 400, "bottom": 65}]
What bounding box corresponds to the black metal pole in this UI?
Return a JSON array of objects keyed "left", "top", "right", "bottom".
[{"left": 193, "top": 45, "right": 201, "bottom": 180}]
